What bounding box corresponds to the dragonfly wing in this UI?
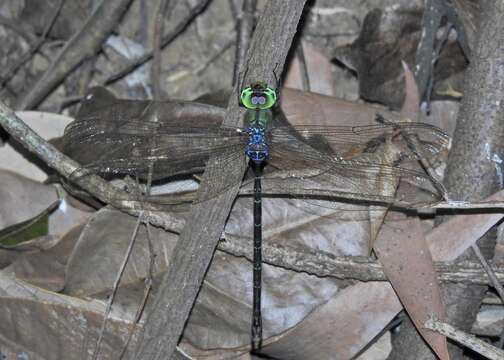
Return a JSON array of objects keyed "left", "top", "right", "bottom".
[
  {"left": 64, "top": 120, "right": 247, "bottom": 180},
  {"left": 265, "top": 134, "right": 444, "bottom": 207},
  {"left": 270, "top": 122, "right": 450, "bottom": 162},
  {"left": 63, "top": 112, "right": 249, "bottom": 207}
]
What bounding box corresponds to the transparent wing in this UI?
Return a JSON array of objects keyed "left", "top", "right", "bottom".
[
  {"left": 64, "top": 119, "right": 248, "bottom": 180},
  {"left": 260, "top": 122, "right": 448, "bottom": 208},
  {"left": 269, "top": 122, "right": 449, "bottom": 160},
  {"left": 63, "top": 112, "right": 448, "bottom": 212}
]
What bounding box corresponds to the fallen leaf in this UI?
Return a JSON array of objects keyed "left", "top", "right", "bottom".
[
  {"left": 64, "top": 207, "right": 178, "bottom": 297},
  {"left": 0, "top": 270, "right": 140, "bottom": 360},
  {"left": 0, "top": 170, "right": 59, "bottom": 230},
  {"left": 333, "top": 5, "right": 467, "bottom": 109},
  {"left": 374, "top": 215, "right": 449, "bottom": 360},
  {"left": 428, "top": 190, "right": 504, "bottom": 262},
  {"left": 8, "top": 224, "right": 85, "bottom": 292},
  {"left": 259, "top": 282, "right": 401, "bottom": 360},
  {"left": 335, "top": 190, "right": 504, "bottom": 359}
]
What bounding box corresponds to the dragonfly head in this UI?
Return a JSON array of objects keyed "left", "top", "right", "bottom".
[{"left": 240, "top": 82, "right": 277, "bottom": 110}]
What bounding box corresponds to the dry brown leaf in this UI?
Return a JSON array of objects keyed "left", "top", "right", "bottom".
[
  {"left": 374, "top": 215, "right": 449, "bottom": 360},
  {"left": 61, "top": 198, "right": 367, "bottom": 351},
  {"left": 8, "top": 224, "right": 84, "bottom": 292},
  {"left": 339, "top": 189, "right": 504, "bottom": 360},
  {"left": 428, "top": 190, "right": 504, "bottom": 261},
  {"left": 258, "top": 282, "right": 401, "bottom": 360},
  {"left": 281, "top": 87, "right": 402, "bottom": 128},
  {"left": 371, "top": 59, "right": 450, "bottom": 359},
  {"left": 64, "top": 207, "right": 178, "bottom": 297},
  {"left": 0, "top": 170, "right": 59, "bottom": 230},
  {"left": 48, "top": 195, "right": 94, "bottom": 239},
  {"left": 180, "top": 195, "right": 365, "bottom": 350},
  {"left": 0, "top": 270, "right": 140, "bottom": 360}
]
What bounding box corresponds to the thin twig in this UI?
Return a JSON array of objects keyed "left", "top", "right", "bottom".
[
  {"left": 104, "top": 0, "right": 210, "bottom": 85},
  {"left": 424, "top": 316, "right": 504, "bottom": 360},
  {"left": 428, "top": 199, "right": 504, "bottom": 210},
  {"left": 119, "top": 169, "right": 156, "bottom": 359},
  {"left": 92, "top": 212, "right": 143, "bottom": 360},
  {"left": 497, "top": 224, "right": 504, "bottom": 349},
  {"left": 228, "top": 0, "right": 238, "bottom": 19},
  {"left": 472, "top": 244, "right": 504, "bottom": 299},
  {"left": 424, "top": 22, "right": 453, "bottom": 113},
  {"left": 0, "top": 0, "right": 65, "bottom": 89}
]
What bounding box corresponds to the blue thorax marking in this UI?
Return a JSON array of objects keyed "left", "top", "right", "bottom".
[{"left": 245, "top": 124, "right": 268, "bottom": 163}]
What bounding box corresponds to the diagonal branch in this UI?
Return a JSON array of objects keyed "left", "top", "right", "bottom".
[
  {"left": 424, "top": 317, "right": 504, "bottom": 360},
  {"left": 0, "top": 102, "right": 184, "bottom": 231},
  {"left": 133, "top": 1, "right": 307, "bottom": 359}
]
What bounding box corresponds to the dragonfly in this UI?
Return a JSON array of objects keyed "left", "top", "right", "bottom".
[{"left": 62, "top": 85, "right": 450, "bottom": 351}]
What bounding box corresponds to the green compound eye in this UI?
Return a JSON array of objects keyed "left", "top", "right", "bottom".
[{"left": 240, "top": 86, "right": 277, "bottom": 110}]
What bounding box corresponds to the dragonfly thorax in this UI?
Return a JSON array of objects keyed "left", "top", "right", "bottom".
[{"left": 246, "top": 126, "right": 268, "bottom": 163}]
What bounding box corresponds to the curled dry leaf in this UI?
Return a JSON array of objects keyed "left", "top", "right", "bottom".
[
  {"left": 8, "top": 224, "right": 85, "bottom": 292},
  {"left": 333, "top": 4, "right": 467, "bottom": 109},
  {"left": 0, "top": 170, "right": 59, "bottom": 230}
]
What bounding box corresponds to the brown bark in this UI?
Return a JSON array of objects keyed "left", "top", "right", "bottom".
[{"left": 133, "top": 2, "right": 307, "bottom": 359}]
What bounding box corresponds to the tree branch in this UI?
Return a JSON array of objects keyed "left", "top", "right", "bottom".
[
  {"left": 0, "top": 101, "right": 184, "bottom": 231},
  {"left": 133, "top": 2, "right": 307, "bottom": 359},
  {"left": 219, "top": 236, "right": 504, "bottom": 285},
  {"left": 424, "top": 317, "right": 504, "bottom": 360}
]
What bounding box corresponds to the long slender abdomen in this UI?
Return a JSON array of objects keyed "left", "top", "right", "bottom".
[{"left": 251, "top": 164, "right": 263, "bottom": 350}]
